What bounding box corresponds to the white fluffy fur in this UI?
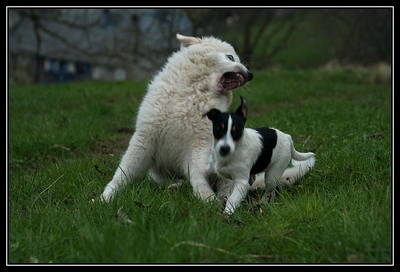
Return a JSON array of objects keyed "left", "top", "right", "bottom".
[{"left": 101, "top": 34, "right": 252, "bottom": 203}]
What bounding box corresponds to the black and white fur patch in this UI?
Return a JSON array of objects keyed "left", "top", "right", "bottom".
[{"left": 204, "top": 96, "right": 316, "bottom": 214}]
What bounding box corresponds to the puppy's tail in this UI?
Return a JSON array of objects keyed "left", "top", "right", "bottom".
[
  {"left": 280, "top": 155, "right": 315, "bottom": 186},
  {"left": 280, "top": 136, "right": 316, "bottom": 186}
]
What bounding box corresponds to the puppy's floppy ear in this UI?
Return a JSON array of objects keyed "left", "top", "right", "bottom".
[
  {"left": 177, "top": 33, "right": 201, "bottom": 48},
  {"left": 236, "top": 96, "right": 248, "bottom": 120},
  {"left": 203, "top": 108, "right": 221, "bottom": 121}
]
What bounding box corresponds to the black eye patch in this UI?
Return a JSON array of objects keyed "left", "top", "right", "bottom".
[
  {"left": 210, "top": 112, "right": 244, "bottom": 141},
  {"left": 213, "top": 123, "right": 227, "bottom": 140},
  {"left": 230, "top": 126, "right": 243, "bottom": 141},
  {"left": 211, "top": 113, "right": 230, "bottom": 140},
  {"left": 230, "top": 114, "right": 245, "bottom": 141}
]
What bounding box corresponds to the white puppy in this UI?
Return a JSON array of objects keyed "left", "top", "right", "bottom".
[
  {"left": 204, "top": 96, "right": 316, "bottom": 214},
  {"left": 101, "top": 34, "right": 253, "bottom": 203}
]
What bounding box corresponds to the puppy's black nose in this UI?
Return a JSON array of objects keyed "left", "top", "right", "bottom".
[
  {"left": 247, "top": 72, "right": 253, "bottom": 81},
  {"left": 219, "top": 146, "right": 230, "bottom": 156}
]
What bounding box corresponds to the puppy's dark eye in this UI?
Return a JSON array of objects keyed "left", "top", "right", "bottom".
[
  {"left": 226, "top": 55, "right": 235, "bottom": 62},
  {"left": 231, "top": 127, "right": 242, "bottom": 141}
]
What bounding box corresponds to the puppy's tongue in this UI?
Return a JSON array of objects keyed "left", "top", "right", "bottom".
[{"left": 220, "top": 72, "right": 245, "bottom": 91}]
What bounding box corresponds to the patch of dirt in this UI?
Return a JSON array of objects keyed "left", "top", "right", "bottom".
[{"left": 91, "top": 127, "right": 134, "bottom": 156}]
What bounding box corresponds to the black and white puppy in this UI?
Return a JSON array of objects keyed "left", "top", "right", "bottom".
[{"left": 203, "top": 96, "right": 316, "bottom": 214}]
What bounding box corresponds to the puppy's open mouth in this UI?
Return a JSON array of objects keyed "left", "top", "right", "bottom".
[{"left": 218, "top": 72, "right": 251, "bottom": 92}]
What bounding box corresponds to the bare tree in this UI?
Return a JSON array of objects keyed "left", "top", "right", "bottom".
[
  {"left": 235, "top": 9, "right": 300, "bottom": 69},
  {"left": 183, "top": 8, "right": 392, "bottom": 69},
  {"left": 182, "top": 9, "right": 230, "bottom": 37},
  {"left": 10, "top": 8, "right": 390, "bottom": 85},
  {"left": 182, "top": 9, "right": 301, "bottom": 69},
  {"left": 312, "top": 8, "right": 392, "bottom": 65}
]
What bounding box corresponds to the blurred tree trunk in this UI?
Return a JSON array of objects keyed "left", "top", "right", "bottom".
[
  {"left": 25, "top": 10, "right": 43, "bottom": 84},
  {"left": 317, "top": 8, "right": 392, "bottom": 65},
  {"left": 236, "top": 9, "right": 300, "bottom": 68},
  {"left": 183, "top": 9, "right": 301, "bottom": 69}
]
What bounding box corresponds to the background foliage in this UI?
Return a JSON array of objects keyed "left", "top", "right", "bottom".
[{"left": 8, "top": 8, "right": 392, "bottom": 84}]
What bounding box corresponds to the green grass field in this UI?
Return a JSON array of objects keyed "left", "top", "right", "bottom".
[{"left": 8, "top": 67, "right": 392, "bottom": 264}]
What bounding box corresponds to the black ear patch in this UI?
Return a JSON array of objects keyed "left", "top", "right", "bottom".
[
  {"left": 203, "top": 108, "right": 221, "bottom": 121},
  {"left": 235, "top": 96, "right": 248, "bottom": 121}
]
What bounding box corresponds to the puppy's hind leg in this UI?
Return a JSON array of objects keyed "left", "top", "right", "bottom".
[
  {"left": 261, "top": 164, "right": 287, "bottom": 203},
  {"left": 101, "top": 133, "right": 154, "bottom": 203},
  {"left": 249, "top": 173, "right": 266, "bottom": 191}
]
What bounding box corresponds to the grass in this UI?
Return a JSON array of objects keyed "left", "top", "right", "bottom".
[{"left": 7, "top": 67, "right": 392, "bottom": 264}]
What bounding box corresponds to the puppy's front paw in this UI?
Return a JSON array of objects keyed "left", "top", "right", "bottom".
[
  {"left": 100, "top": 194, "right": 111, "bottom": 203},
  {"left": 100, "top": 185, "right": 116, "bottom": 203},
  {"left": 223, "top": 204, "right": 236, "bottom": 215},
  {"left": 89, "top": 195, "right": 109, "bottom": 205}
]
